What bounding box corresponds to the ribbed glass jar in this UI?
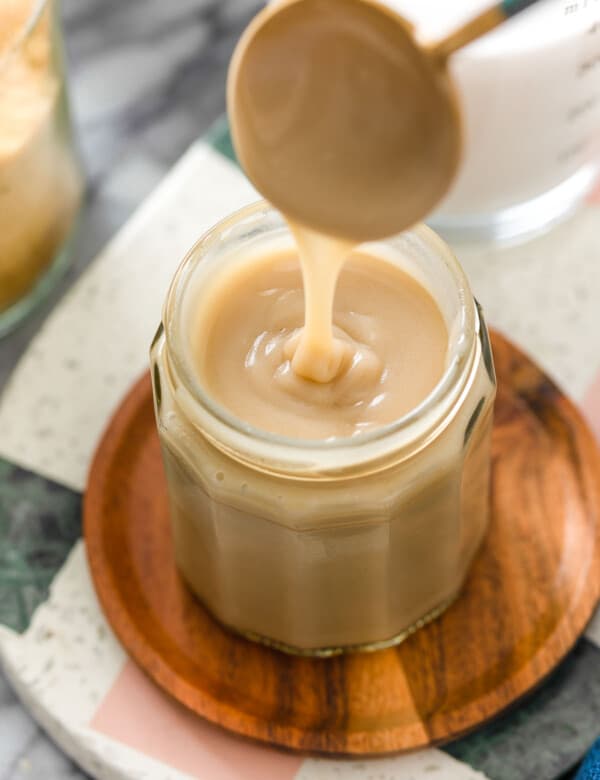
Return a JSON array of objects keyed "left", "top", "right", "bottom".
[{"left": 150, "top": 202, "right": 497, "bottom": 655}]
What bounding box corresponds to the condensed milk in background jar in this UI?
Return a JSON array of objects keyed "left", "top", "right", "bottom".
[{"left": 150, "top": 203, "right": 497, "bottom": 656}]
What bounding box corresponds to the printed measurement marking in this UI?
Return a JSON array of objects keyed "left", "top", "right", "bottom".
[{"left": 565, "top": 0, "right": 600, "bottom": 14}]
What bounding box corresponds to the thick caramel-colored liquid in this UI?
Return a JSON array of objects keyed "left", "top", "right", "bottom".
[{"left": 194, "top": 247, "right": 448, "bottom": 439}]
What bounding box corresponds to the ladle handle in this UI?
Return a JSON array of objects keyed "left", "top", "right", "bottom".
[
  {"left": 502, "top": 0, "right": 541, "bottom": 16},
  {"left": 429, "top": 0, "right": 545, "bottom": 63}
]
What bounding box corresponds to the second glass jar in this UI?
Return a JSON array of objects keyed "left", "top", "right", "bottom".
[{"left": 0, "top": 0, "right": 83, "bottom": 335}]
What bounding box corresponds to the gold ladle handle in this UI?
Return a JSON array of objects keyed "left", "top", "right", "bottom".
[{"left": 428, "top": 0, "right": 546, "bottom": 64}]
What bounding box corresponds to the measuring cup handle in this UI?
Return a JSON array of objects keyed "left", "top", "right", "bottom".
[
  {"left": 501, "top": 0, "right": 543, "bottom": 18},
  {"left": 428, "top": 0, "right": 545, "bottom": 63}
]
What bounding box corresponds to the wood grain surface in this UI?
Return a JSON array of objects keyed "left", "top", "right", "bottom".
[{"left": 84, "top": 331, "right": 600, "bottom": 755}]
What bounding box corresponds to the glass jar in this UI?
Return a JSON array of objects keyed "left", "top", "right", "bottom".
[
  {"left": 150, "top": 202, "right": 496, "bottom": 656},
  {"left": 0, "top": 0, "right": 83, "bottom": 336},
  {"left": 382, "top": 0, "right": 600, "bottom": 243}
]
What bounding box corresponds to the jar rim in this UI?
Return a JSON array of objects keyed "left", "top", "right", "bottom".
[
  {"left": 162, "top": 200, "right": 477, "bottom": 461},
  {"left": 0, "top": 0, "right": 49, "bottom": 73}
]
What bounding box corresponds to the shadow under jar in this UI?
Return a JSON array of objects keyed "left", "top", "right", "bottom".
[
  {"left": 0, "top": 0, "right": 83, "bottom": 336},
  {"left": 150, "top": 203, "right": 497, "bottom": 656}
]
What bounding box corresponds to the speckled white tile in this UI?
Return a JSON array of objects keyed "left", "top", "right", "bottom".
[
  {"left": 0, "top": 544, "right": 194, "bottom": 780},
  {"left": 0, "top": 542, "right": 125, "bottom": 726},
  {"left": 0, "top": 143, "right": 257, "bottom": 492},
  {"left": 455, "top": 205, "right": 600, "bottom": 402}
]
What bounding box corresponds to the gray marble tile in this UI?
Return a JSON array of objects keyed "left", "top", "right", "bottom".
[
  {"left": 0, "top": 674, "right": 87, "bottom": 780},
  {"left": 4, "top": 736, "right": 89, "bottom": 780},
  {"left": 0, "top": 703, "right": 38, "bottom": 774}
]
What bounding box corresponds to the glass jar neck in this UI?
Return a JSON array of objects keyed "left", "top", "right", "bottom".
[{"left": 161, "top": 201, "right": 477, "bottom": 478}]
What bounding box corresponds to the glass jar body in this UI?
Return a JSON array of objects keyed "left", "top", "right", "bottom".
[
  {"left": 151, "top": 205, "right": 496, "bottom": 655},
  {"left": 431, "top": 15, "right": 600, "bottom": 243},
  {"left": 0, "top": 0, "right": 83, "bottom": 335},
  {"left": 382, "top": 0, "right": 600, "bottom": 243}
]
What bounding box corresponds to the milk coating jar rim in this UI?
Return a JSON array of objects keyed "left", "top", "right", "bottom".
[{"left": 159, "top": 200, "right": 478, "bottom": 475}]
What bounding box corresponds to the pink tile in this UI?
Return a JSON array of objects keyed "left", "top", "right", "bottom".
[
  {"left": 91, "top": 660, "right": 303, "bottom": 780},
  {"left": 588, "top": 177, "right": 600, "bottom": 204}
]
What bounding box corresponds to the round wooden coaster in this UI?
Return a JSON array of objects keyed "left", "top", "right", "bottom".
[{"left": 84, "top": 331, "right": 600, "bottom": 756}]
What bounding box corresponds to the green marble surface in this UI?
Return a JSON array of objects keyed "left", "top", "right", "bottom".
[
  {"left": 0, "top": 457, "right": 81, "bottom": 633},
  {"left": 207, "top": 117, "right": 237, "bottom": 165}
]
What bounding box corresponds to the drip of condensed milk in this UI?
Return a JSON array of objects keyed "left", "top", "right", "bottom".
[
  {"left": 194, "top": 247, "right": 448, "bottom": 439},
  {"left": 219, "top": 0, "right": 541, "bottom": 413},
  {"left": 225, "top": 0, "right": 461, "bottom": 389},
  {"left": 285, "top": 226, "right": 355, "bottom": 383}
]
